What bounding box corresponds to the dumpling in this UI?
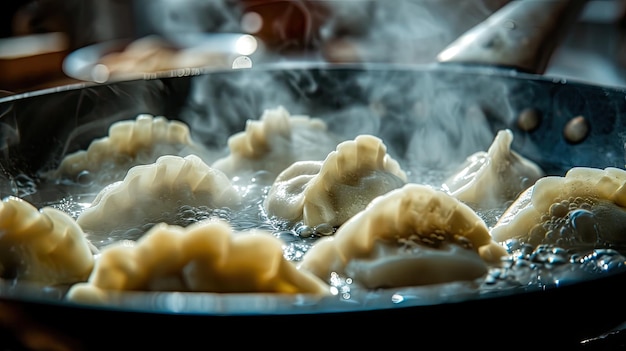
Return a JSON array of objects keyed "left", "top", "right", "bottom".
[
  {"left": 211, "top": 106, "right": 342, "bottom": 180},
  {"left": 263, "top": 134, "right": 407, "bottom": 228},
  {"left": 491, "top": 167, "right": 626, "bottom": 248},
  {"left": 66, "top": 220, "right": 331, "bottom": 304},
  {"left": 298, "top": 183, "right": 507, "bottom": 289},
  {"left": 442, "top": 129, "right": 544, "bottom": 209},
  {"left": 76, "top": 154, "right": 241, "bottom": 245},
  {"left": 46, "top": 114, "right": 204, "bottom": 185},
  {"left": 0, "top": 196, "right": 95, "bottom": 285}
]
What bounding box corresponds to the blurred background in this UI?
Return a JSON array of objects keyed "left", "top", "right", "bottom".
[{"left": 1, "top": 0, "right": 626, "bottom": 93}]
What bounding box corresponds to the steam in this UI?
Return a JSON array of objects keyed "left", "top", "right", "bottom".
[
  {"left": 318, "top": 0, "right": 510, "bottom": 63},
  {"left": 73, "top": 0, "right": 510, "bottom": 64},
  {"left": 177, "top": 65, "right": 518, "bottom": 178},
  {"left": 136, "top": 0, "right": 242, "bottom": 37},
  {"left": 162, "top": 0, "right": 518, "bottom": 166},
  {"left": 31, "top": 0, "right": 521, "bottom": 178}
]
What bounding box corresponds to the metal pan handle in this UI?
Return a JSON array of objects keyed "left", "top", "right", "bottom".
[{"left": 436, "top": 0, "right": 588, "bottom": 74}]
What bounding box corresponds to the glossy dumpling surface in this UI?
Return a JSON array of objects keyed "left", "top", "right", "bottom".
[
  {"left": 47, "top": 114, "right": 202, "bottom": 184},
  {"left": 491, "top": 167, "right": 626, "bottom": 248},
  {"left": 0, "top": 196, "right": 94, "bottom": 285},
  {"left": 442, "top": 129, "right": 544, "bottom": 209},
  {"left": 76, "top": 155, "right": 241, "bottom": 244},
  {"left": 66, "top": 220, "right": 331, "bottom": 304},
  {"left": 298, "top": 183, "right": 507, "bottom": 289},
  {"left": 211, "top": 106, "right": 342, "bottom": 180},
  {"left": 263, "top": 134, "right": 407, "bottom": 228}
]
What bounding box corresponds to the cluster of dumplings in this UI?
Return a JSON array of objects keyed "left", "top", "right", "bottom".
[{"left": 1, "top": 106, "right": 626, "bottom": 305}]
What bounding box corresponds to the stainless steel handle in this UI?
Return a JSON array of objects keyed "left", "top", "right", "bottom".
[{"left": 437, "top": 0, "right": 588, "bottom": 74}]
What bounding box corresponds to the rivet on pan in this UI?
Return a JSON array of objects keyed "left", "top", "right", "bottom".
[
  {"left": 563, "top": 115, "right": 589, "bottom": 144},
  {"left": 516, "top": 108, "right": 541, "bottom": 132}
]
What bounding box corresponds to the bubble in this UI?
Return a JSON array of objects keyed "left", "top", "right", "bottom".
[
  {"left": 51, "top": 196, "right": 87, "bottom": 218},
  {"left": 328, "top": 271, "right": 352, "bottom": 300},
  {"left": 274, "top": 230, "right": 297, "bottom": 242},
  {"left": 574, "top": 249, "right": 626, "bottom": 274},
  {"left": 568, "top": 209, "right": 599, "bottom": 244},
  {"left": 282, "top": 242, "right": 311, "bottom": 261},
  {"left": 295, "top": 225, "right": 314, "bottom": 238},
  {"left": 315, "top": 223, "right": 334, "bottom": 236},
  {"left": 549, "top": 202, "right": 568, "bottom": 218},
  {"left": 76, "top": 171, "right": 94, "bottom": 186},
  {"left": 529, "top": 245, "right": 569, "bottom": 265}
]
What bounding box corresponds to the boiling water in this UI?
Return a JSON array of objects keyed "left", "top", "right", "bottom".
[{"left": 16, "top": 157, "right": 626, "bottom": 304}]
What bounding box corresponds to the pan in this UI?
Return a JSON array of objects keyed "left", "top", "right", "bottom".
[{"left": 1, "top": 1, "right": 626, "bottom": 349}]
